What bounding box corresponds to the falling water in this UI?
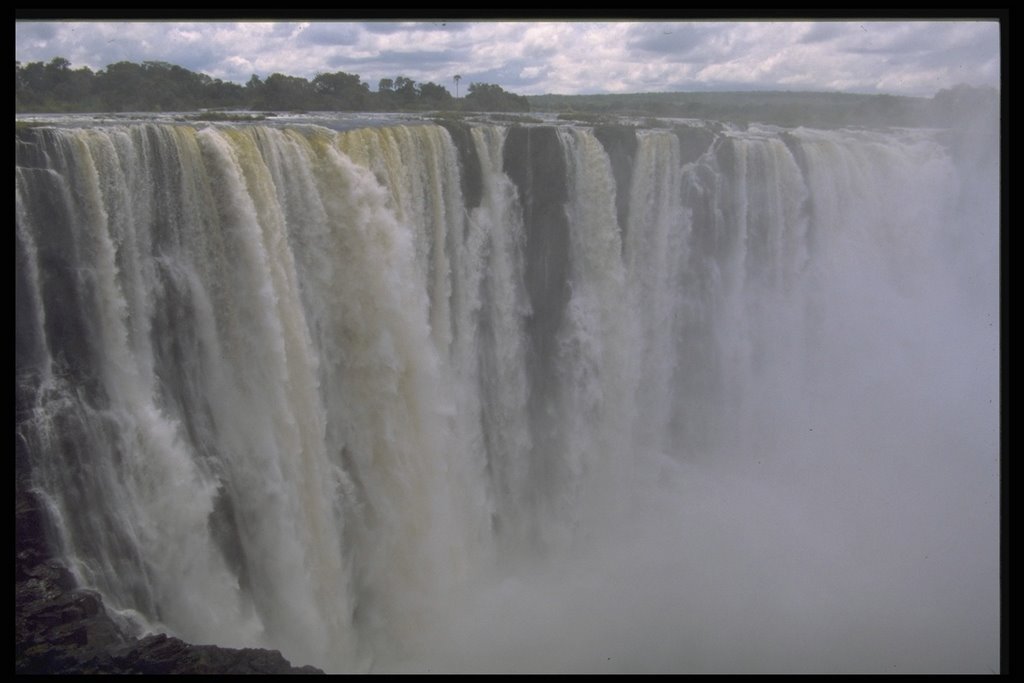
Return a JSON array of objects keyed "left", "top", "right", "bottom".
[{"left": 15, "top": 116, "right": 999, "bottom": 673}]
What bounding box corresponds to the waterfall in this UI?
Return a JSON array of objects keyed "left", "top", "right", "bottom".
[{"left": 15, "top": 118, "right": 999, "bottom": 673}]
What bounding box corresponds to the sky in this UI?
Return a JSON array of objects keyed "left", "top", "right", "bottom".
[{"left": 14, "top": 19, "right": 1001, "bottom": 97}]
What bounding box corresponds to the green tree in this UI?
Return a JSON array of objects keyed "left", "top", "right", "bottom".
[
  {"left": 95, "top": 61, "right": 149, "bottom": 110},
  {"left": 257, "top": 73, "right": 317, "bottom": 111},
  {"left": 14, "top": 55, "right": 534, "bottom": 115},
  {"left": 376, "top": 78, "right": 395, "bottom": 109},
  {"left": 141, "top": 61, "right": 208, "bottom": 110},
  {"left": 418, "top": 82, "right": 452, "bottom": 109},
  {"left": 393, "top": 76, "right": 417, "bottom": 106},
  {"left": 464, "top": 82, "right": 530, "bottom": 112},
  {"left": 17, "top": 61, "right": 48, "bottom": 109},
  {"left": 206, "top": 78, "right": 247, "bottom": 108},
  {"left": 55, "top": 65, "right": 95, "bottom": 108},
  {"left": 312, "top": 71, "right": 370, "bottom": 110}
]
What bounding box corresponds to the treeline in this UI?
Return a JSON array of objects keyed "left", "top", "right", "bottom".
[
  {"left": 15, "top": 57, "right": 530, "bottom": 113},
  {"left": 529, "top": 86, "right": 999, "bottom": 129}
]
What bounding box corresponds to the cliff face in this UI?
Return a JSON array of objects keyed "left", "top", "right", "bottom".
[
  {"left": 15, "top": 117, "right": 999, "bottom": 673},
  {"left": 15, "top": 482, "right": 323, "bottom": 675}
]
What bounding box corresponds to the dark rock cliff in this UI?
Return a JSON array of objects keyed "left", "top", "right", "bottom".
[{"left": 15, "top": 474, "right": 323, "bottom": 675}]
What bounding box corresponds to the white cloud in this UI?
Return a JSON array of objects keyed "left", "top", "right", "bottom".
[{"left": 14, "top": 20, "right": 1000, "bottom": 96}]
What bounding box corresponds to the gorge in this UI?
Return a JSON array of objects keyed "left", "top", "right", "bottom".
[{"left": 15, "top": 110, "right": 1000, "bottom": 673}]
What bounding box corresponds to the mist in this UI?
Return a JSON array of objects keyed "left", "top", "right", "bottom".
[
  {"left": 380, "top": 104, "right": 1001, "bottom": 674},
  {"left": 15, "top": 96, "right": 999, "bottom": 674}
]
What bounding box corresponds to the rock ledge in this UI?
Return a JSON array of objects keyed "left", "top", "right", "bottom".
[{"left": 16, "top": 486, "right": 323, "bottom": 675}]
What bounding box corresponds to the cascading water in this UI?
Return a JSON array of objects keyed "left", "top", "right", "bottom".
[{"left": 15, "top": 115, "right": 999, "bottom": 673}]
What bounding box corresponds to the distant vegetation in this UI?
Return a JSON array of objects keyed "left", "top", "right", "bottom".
[
  {"left": 15, "top": 56, "right": 996, "bottom": 130},
  {"left": 15, "top": 57, "right": 528, "bottom": 114},
  {"left": 183, "top": 111, "right": 268, "bottom": 122},
  {"left": 529, "top": 86, "right": 999, "bottom": 129}
]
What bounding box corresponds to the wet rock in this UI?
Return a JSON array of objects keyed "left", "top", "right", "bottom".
[{"left": 15, "top": 482, "right": 323, "bottom": 674}]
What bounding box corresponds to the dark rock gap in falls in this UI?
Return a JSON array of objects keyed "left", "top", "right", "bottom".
[
  {"left": 435, "top": 119, "right": 484, "bottom": 211},
  {"left": 673, "top": 123, "right": 717, "bottom": 166},
  {"left": 592, "top": 124, "right": 638, "bottom": 244},
  {"left": 502, "top": 125, "right": 571, "bottom": 493}
]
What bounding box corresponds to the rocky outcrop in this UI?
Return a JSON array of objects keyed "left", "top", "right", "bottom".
[{"left": 15, "top": 484, "right": 323, "bottom": 675}]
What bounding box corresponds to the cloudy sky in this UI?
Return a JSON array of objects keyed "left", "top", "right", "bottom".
[{"left": 14, "top": 20, "right": 1001, "bottom": 97}]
